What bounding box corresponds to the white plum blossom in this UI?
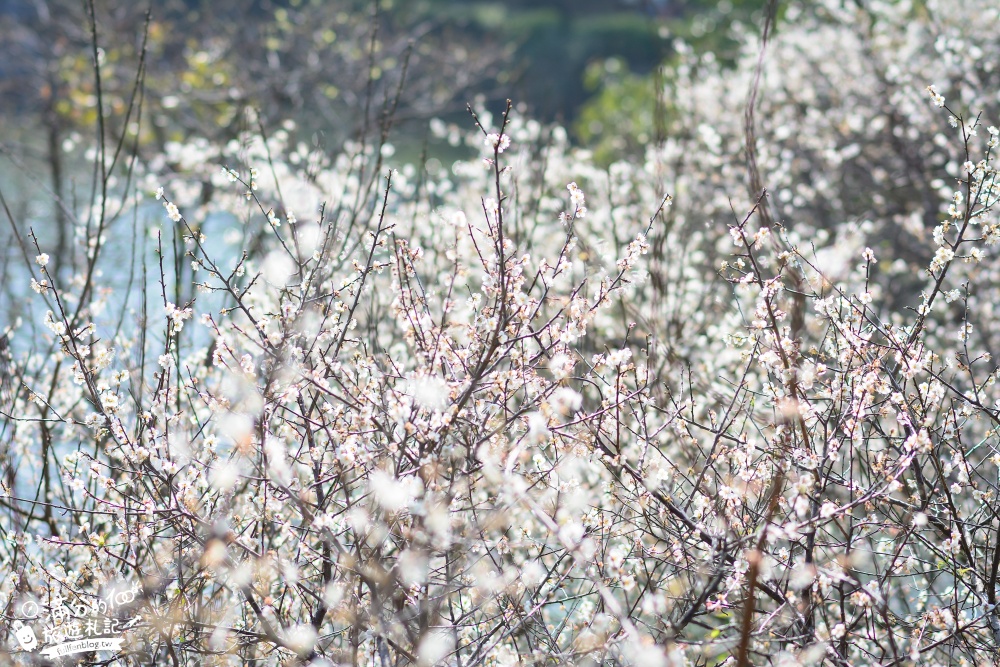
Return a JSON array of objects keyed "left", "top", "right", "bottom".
[
  {"left": 164, "top": 302, "right": 193, "bottom": 330},
  {"left": 164, "top": 201, "right": 182, "bottom": 222},
  {"left": 485, "top": 132, "right": 511, "bottom": 153}
]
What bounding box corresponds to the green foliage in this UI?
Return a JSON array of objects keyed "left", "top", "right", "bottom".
[
  {"left": 574, "top": 0, "right": 774, "bottom": 163},
  {"left": 574, "top": 58, "right": 659, "bottom": 165}
]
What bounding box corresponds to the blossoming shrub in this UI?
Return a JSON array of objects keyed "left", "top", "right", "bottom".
[{"left": 5, "top": 1, "right": 1000, "bottom": 666}]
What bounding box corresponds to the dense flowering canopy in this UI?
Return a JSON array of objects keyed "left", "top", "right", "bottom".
[{"left": 4, "top": 1, "right": 1000, "bottom": 666}]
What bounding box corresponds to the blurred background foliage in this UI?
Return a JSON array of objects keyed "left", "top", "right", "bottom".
[{"left": 0, "top": 0, "right": 770, "bottom": 167}]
